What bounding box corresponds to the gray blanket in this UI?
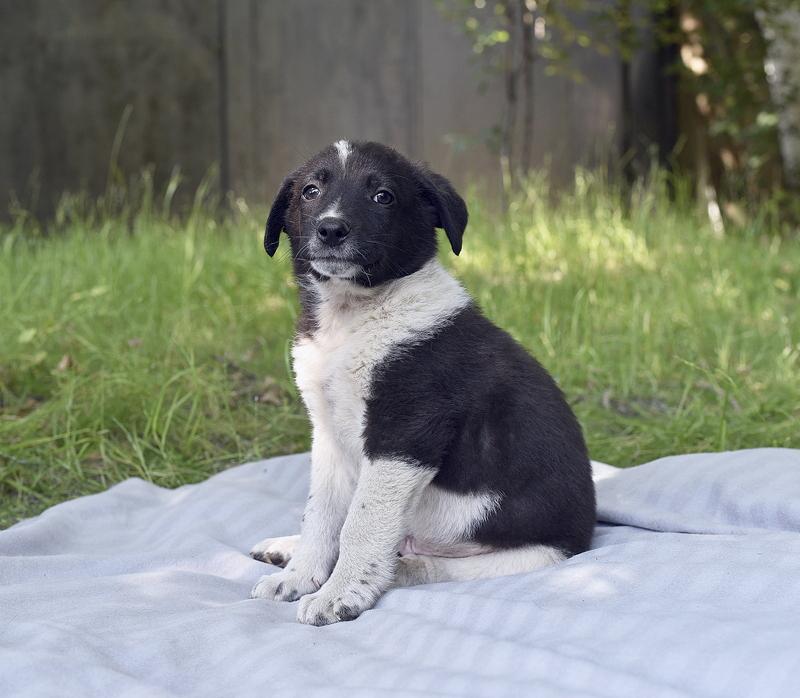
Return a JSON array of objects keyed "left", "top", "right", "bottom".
[{"left": 2, "top": 448, "right": 799, "bottom": 697}]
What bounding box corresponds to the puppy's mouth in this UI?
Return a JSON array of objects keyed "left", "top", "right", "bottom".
[{"left": 309, "top": 257, "right": 364, "bottom": 279}]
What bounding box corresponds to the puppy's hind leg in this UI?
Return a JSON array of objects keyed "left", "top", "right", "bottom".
[
  {"left": 250, "top": 534, "right": 301, "bottom": 568},
  {"left": 394, "top": 545, "right": 566, "bottom": 587}
]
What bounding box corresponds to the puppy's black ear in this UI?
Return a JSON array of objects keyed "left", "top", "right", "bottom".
[
  {"left": 421, "top": 171, "right": 468, "bottom": 256},
  {"left": 264, "top": 175, "right": 296, "bottom": 257}
]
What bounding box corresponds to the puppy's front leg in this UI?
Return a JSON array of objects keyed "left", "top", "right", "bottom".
[
  {"left": 251, "top": 430, "right": 355, "bottom": 602},
  {"left": 297, "top": 458, "right": 434, "bottom": 625}
]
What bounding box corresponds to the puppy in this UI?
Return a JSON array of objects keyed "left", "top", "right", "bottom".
[{"left": 250, "top": 141, "right": 595, "bottom": 625}]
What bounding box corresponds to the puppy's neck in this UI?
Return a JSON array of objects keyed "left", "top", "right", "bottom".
[{"left": 298, "top": 259, "right": 469, "bottom": 339}]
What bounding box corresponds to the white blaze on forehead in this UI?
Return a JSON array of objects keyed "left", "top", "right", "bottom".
[
  {"left": 334, "top": 140, "right": 352, "bottom": 169},
  {"left": 320, "top": 198, "right": 342, "bottom": 220}
]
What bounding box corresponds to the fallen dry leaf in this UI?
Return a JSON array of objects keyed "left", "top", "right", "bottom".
[
  {"left": 55, "top": 354, "right": 74, "bottom": 372},
  {"left": 253, "top": 377, "right": 285, "bottom": 406}
]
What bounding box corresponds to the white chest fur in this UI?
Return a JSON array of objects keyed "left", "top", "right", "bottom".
[{"left": 292, "top": 260, "right": 470, "bottom": 463}]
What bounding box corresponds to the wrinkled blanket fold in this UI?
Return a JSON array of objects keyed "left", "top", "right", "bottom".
[{"left": 1, "top": 448, "right": 799, "bottom": 697}]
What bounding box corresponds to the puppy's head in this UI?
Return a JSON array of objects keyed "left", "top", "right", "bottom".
[{"left": 264, "top": 141, "right": 467, "bottom": 286}]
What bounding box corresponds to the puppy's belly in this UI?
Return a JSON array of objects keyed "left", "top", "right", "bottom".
[
  {"left": 404, "top": 482, "right": 500, "bottom": 557},
  {"left": 398, "top": 536, "right": 494, "bottom": 557}
]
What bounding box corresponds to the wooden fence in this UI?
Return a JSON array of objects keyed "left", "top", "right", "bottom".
[{"left": 0, "top": 0, "right": 672, "bottom": 216}]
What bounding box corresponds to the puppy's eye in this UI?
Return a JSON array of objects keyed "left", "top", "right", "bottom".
[
  {"left": 302, "top": 185, "right": 320, "bottom": 201},
  {"left": 372, "top": 190, "right": 394, "bottom": 205}
]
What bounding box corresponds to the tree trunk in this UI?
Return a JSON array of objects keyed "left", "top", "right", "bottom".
[
  {"left": 757, "top": 8, "right": 800, "bottom": 190},
  {"left": 519, "top": 0, "right": 535, "bottom": 177},
  {"left": 499, "top": 1, "right": 520, "bottom": 204}
]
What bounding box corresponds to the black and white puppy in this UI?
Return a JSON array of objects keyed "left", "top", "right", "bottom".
[{"left": 250, "top": 141, "right": 596, "bottom": 625}]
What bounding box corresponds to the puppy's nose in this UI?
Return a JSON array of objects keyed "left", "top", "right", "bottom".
[{"left": 316, "top": 217, "right": 350, "bottom": 246}]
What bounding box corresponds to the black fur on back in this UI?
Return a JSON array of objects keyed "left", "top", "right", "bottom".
[{"left": 363, "top": 304, "right": 596, "bottom": 555}]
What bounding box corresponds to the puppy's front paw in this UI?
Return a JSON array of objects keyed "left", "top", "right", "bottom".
[
  {"left": 249, "top": 534, "right": 300, "bottom": 568},
  {"left": 296, "top": 582, "right": 379, "bottom": 626},
  {"left": 250, "top": 569, "right": 321, "bottom": 602}
]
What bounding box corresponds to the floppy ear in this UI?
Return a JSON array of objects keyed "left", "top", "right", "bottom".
[
  {"left": 421, "top": 171, "right": 468, "bottom": 255},
  {"left": 264, "top": 175, "right": 296, "bottom": 257}
]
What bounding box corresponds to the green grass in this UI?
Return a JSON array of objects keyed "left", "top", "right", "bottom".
[{"left": 1, "top": 172, "right": 798, "bottom": 528}]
